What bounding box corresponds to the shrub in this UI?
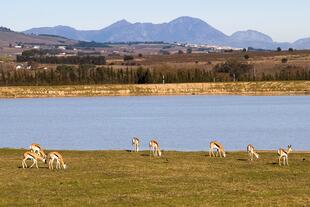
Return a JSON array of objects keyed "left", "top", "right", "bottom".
[
  {"left": 123, "top": 55, "right": 134, "bottom": 62},
  {"left": 212, "top": 59, "right": 253, "bottom": 81},
  {"left": 281, "top": 58, "right": 288, "bottom": 63}
]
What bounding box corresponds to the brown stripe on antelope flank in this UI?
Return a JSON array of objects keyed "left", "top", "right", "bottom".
[
  {"left": 53, "top": 153, "right": 59, "bottom": 159},
  {"left": 26, "top": 153, "right": 35, "bottom": 159},
  {"left": 214, "top": 143, "right": 221, "bottom": 148}
]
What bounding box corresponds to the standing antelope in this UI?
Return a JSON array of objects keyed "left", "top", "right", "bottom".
[
  {"left": 30, "top": 143, "right": 47, "bottom": 159},
  {"left": 209, "top": 141, "right": 226, "bottom": 158},
  {"left": 132, "top": 137, "right": 140, "bottom": 152},
  {"left": 278, "top": 145, "right": 292, "bottom": 166},
  {"left": 149, "top": 139, "right": 162, "bottom": 157},
  {"left": 22, "top": 151, "right": 47, "bottom": 169},
  {"left": 48, "top": 152, "right": 67, "bottom": 170},
  {"left": 247, "top": 144, "right": 259, "bottom": 161}
]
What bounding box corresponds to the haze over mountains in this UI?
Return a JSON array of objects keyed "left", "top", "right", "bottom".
[{"left": 20, "top": 16, "right": 310, "bottom": 49}]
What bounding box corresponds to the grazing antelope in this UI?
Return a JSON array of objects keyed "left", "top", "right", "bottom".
[
  {"left": 149, "top": 139, "right": 162, "bottom": 157},
  {"left": 247, "top": 144, "right": 259, "bottom": 161},
  {"left": 30, "top": 143, "right": 47, "bottom": 159},
  {"left": 22, "top": 151, "right": 47, "bottom": 169},
  {"left": 278, "top": 145, "right": 292, "bottom": 166},
  {"left": 48, "top": 152, "right": 67, "bottom": 170},
  {"left": 132, "top": 137, "right": 140, "bottom": 152},
  {"left": 209, "top": 141, "right": 226, "bottom": 158}
]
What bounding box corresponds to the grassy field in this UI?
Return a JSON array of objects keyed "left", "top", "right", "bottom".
[
  {"left": 0, "top": 81, "right": 310, "bottom": 98},
  {"left": 1, "top": 149, "right": 310, "bottom": 206}
]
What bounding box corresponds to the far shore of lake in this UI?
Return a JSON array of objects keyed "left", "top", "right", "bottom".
[{"left": 0, "top": 81, "right": 310, "bottom": 99}]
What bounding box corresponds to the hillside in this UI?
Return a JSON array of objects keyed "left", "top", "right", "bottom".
[{"left": 0, "top": 28, "right": 76, "bottom": 47}]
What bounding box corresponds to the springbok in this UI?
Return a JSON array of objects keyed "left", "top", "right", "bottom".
[
  {"left": 247, "top": 144, "right": 259, "bottom": 161},
  {"left": 278, "top": 145, "right": 292, "bottom": 166},
  {"left": 48, "top": 152, "right": 67, "bottom": 170},
  {"left": 22, "top": 151, "right": 47, "bottom": 169},
  {"left": 30, "top": 143, "right": 47, "bottom": 159},
  {"left": 209, "top": 141, "right": 226, "bottom": 158},
  {"left": 149, "top": 139, "right": 162, "bottom": 157},
  {"left": 132, "top": 137, "right": 140, "bottom": 152}
]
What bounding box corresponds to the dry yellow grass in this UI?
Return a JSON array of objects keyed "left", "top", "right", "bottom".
[{"left": 0, "top": 81, "right": 310, "bottom": 98}]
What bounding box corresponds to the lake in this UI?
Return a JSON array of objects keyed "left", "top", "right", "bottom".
[{"left": 0, "top": 96, "right": 309, "bottom": 151}]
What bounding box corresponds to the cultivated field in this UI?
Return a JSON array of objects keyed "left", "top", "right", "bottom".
[{"left": 1, "top": 149, "right": 310, "bottom": 206}]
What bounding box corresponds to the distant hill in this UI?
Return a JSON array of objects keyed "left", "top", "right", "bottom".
[
  {"left": 293, "top": 38, "right": 310, "bottom": 49},
  {"left": 0, "top": 28, "right": 76, "bottom": 47},
  {"left": 93, "top": 17, "right": 229, "bottom": 44},
  {"left": 24, "top": 17, "right": 229, "bottom": 45},
  {"left": 25, "top": 25, "right": 91, "bottom": 41},
  {"left": 21, "top": 16, "right": 310, "bottom": 49},
  {"left": 229, "top": 30, "right": 274, "bottom": 48},
  {"left": 0, "top": 26, "right": 13, "bottom": 32}
]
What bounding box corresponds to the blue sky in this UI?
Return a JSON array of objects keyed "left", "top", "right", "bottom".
[{"left": 1, "top": 0, "right": 309, "bottom": 42}]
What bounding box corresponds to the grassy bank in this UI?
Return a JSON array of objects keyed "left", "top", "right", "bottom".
[
  {"left": 0, "top": 81, "right": 310, "bottom": 98},
  {"left": 1, "top": 149, "right": 310, "bottom": 206}
]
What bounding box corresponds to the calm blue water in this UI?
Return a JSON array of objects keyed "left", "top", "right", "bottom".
[{"left": 0, "top": 96, "right": 309, "bottom": 151}]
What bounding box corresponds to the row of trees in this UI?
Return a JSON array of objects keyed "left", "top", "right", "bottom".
[
  {"left": 16, "top": 49, "right": 106, "bottom": 65},
  {"left": 1, "top": 62, "right": 310, "bottom": 86},
  {"left": 16, "top": 55, "right": 106, "bottom": 65}
]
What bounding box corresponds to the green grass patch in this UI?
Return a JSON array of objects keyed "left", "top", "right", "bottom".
[{"left": 0, "top": 149, "right": 310, "bottom": 206}]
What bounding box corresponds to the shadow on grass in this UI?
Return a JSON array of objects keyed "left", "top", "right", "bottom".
[
  {"left": 237, "top": 158, "right": 248, "bottom": 162},
  {"left": 18, "top": 166, "right": 49, "bottom": 169}
]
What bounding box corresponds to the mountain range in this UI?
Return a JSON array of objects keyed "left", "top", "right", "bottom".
[{"left": 21, "top": 16, "right": 310, "bottom": 49}]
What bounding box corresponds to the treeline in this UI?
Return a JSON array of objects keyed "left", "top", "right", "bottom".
[
  {"left": 16, "top": 55, "right": 106, "bottom": 65},
  {"left": 1, "top": 63, "right": 310, "bottom": 86},
  {"left": 16, "top": 49, "right": 106, "bottom": 65},
  {"left": 74, "top": 41, "right": 110, "bottom": 48},
  {"left": 0, "top": 65, "right": 211, "bottom": 85}
]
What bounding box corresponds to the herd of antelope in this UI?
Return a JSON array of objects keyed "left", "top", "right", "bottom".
[
  {"left": 22, "top": 143, "right": 66, "bottom": 170},
  {"left": 21, "top": 138, "right": 293, "bottom": 169},
  {"left": 133, "top": 138, "right": 293, "bottom": 166}
]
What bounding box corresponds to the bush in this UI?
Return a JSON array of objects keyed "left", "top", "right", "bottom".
[
  {"left": 213, "top": 59, "right": 253, "bottom": 81},
  {"left": 244, "top": 54, "right": 250, "bottom": 60},
  {"left": 281, "top": 58, "right": 288, "bottom": 63},
  {"left": 123, "top": 55, "right": 134, "bottom": 62}
]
